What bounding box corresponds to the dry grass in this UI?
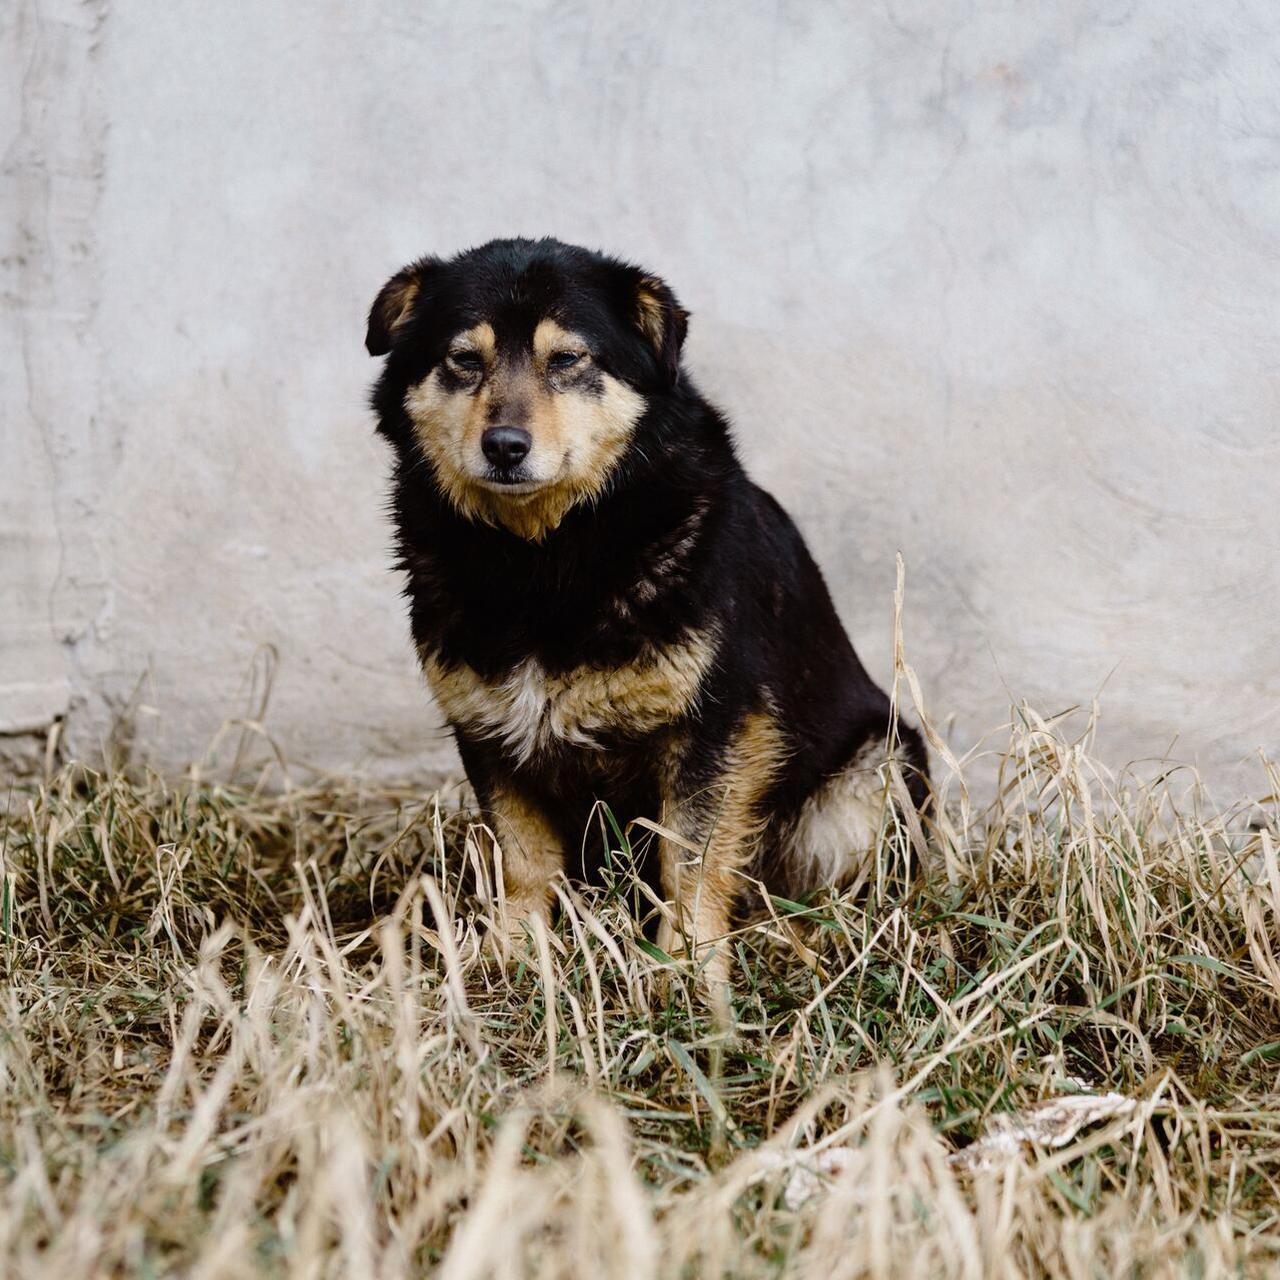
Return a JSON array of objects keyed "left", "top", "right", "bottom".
[{"left": 3, "top": 702, "right": 1280, "bottom": 1278}]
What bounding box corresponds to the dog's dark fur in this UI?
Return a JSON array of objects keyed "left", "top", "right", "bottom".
[{"left": 367, "top": 237, "right": 928, "bottom": 981}]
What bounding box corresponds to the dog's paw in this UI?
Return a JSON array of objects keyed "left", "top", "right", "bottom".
[
  {"left": 478, "top": 897, "right": 553, "bottom": 973},
  {"left": 651, "top": 938, "right": 733, "bottom": 1010},
  {"left": 477, "top": 919, "right": 532, "bottom": 972}
]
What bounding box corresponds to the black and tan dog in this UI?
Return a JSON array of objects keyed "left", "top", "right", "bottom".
[{"left": 367, "top": 237, "right": 928, "bottom": 983}]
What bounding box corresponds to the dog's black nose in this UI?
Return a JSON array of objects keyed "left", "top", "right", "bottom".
[{"left": 481, "top": 426, "right": 532, "bottom": 469}]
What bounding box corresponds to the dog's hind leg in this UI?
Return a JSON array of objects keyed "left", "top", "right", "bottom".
[{"left": 782, "top": 735, "right": 925, "bottom": 897}]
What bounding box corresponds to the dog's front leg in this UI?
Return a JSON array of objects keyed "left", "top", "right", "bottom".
[
  {"left": 656, "top": 712, "right": 785, "bottom": 992},
  {"left": 482, "top": 787, "right": 564, "bottom": 951},
  {"left": 656, "top": 817, "right": 738, "bottom": 992}
]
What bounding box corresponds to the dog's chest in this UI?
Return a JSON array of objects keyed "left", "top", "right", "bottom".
[{"left": 420, "top": 630, "right": 716, "bottom": 765}]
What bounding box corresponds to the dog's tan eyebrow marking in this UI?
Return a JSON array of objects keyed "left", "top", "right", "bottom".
[
  {"left": 532, "top": 318, "right": 588, "bottom": 361},
  {"left": 449, "top": 322, "right": 497, "bottom": 359}
]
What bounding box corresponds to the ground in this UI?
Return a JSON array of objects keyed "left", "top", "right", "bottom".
[{"left": 2, "top": 709, "right": 1279, "bottom": 1278}]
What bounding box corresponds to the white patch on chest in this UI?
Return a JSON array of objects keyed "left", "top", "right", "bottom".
[
  {"left": 420, "top": 630, "right": 717, "bottom": 766},
  {"left": 474, "top": 658, "right": 597, "bottom": 762}
]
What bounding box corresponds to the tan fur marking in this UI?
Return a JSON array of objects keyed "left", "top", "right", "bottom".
[
  {"left": 635, "top": 277, "right": 668, "bottom": 352},
  {"left": 374, "top": 274, "right": 422, "bottom": 344},
  {"left": 485, "top": 788, "right": 564, "bottom": 931},
  {"left": 404, "top": 340, "right": 643, "bottom": 541},
  {"left": 625, "top": 502, "right": 707, "bottom": 607},
  {"left": 451, "top": 321, "right": 497, "bottom": 362},
  {"left": 531, "top": 318, "right": 584, "bottom": 363},
  {"left": 658, "top": 711, "right": 788, "bottom": 987},
  {"left": 419, "top": 628, "right": 718, "bottom": 765}
]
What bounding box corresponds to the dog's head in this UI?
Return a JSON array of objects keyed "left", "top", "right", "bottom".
[{"left": 367, "top": 238, "right": 688, "bottom": 540}]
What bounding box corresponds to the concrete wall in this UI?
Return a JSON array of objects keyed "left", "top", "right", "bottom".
[{"left": 4, "top": 1, "right": 1278, "bottom": 790}]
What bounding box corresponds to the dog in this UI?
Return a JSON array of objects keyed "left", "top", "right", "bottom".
[{"left": 366, "top": 237, "right": 929, "bottom": 984}]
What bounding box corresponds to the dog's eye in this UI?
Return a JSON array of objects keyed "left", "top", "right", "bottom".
[
  {"left": 447, "top": 350, "right": 484, "bottom": 373},
  {"left": 547, "top": 350, "right": 584, "bottom": 371}
]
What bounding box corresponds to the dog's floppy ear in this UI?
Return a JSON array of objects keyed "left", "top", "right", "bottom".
[
  {"left": 633, "top": 274, "right": 689, "bottom": 386},
  {"left": 365, "top": 257, "right": 440, "bottom": 356}
]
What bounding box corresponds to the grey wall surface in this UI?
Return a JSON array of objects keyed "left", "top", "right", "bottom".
[{"left": 4, "top": 1, "right": 1278, "bottom": 790}]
